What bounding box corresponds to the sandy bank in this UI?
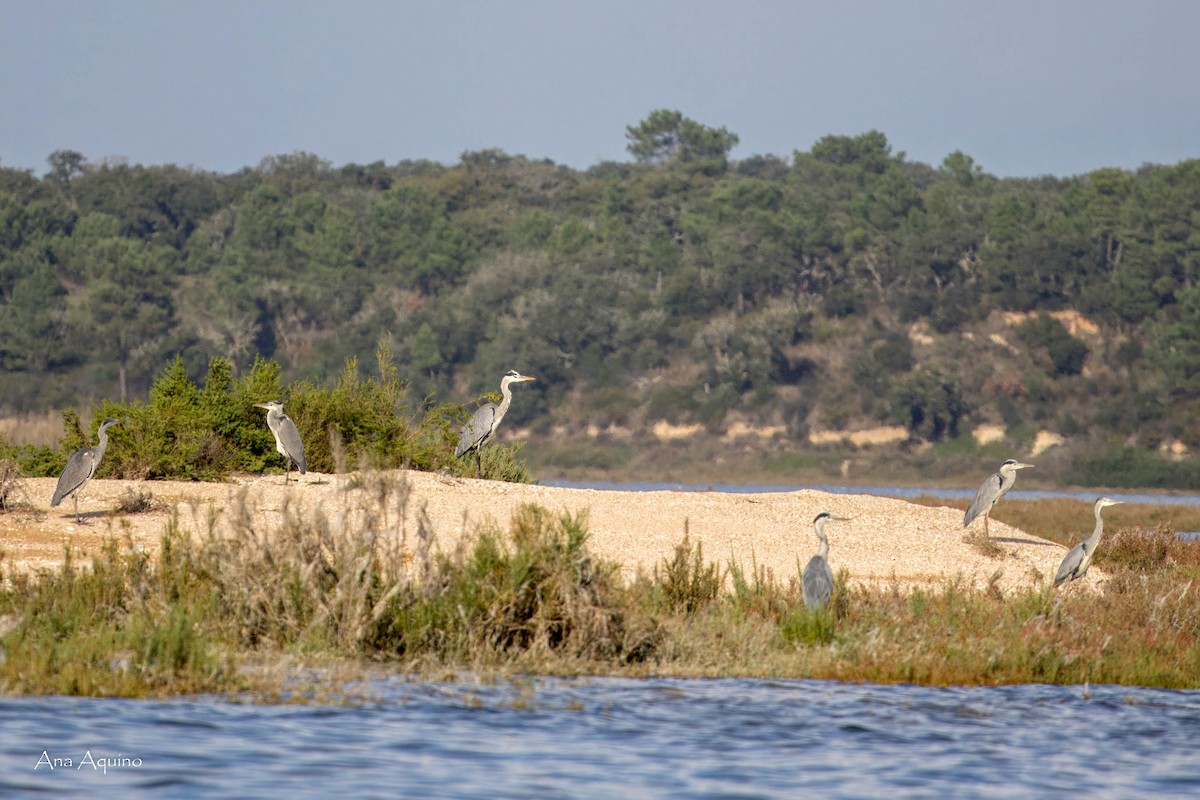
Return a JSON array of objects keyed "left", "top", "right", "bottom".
[{"left": 2, "top": 471, "right": 1095, "bottom": 593}]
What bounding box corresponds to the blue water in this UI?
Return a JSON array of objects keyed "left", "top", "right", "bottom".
[
  {"left": 3, "top": 677, "right": 1199, "bottom": 798},
  {"left": 542, "top": 479, "right": 1200, "bottom": 507}
]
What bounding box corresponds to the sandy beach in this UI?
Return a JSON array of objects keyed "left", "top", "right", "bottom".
[{"left": 2, "top": 471, "right": 1093, "bottom": 593}]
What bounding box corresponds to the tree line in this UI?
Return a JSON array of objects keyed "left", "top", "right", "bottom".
[{"left": 2, "top": 110, "right": 1200, "bottom": 477}]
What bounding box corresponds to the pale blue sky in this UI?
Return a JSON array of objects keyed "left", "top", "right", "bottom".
[{"left": 3, "top": 0, "right": 1198, "bottom": 178}]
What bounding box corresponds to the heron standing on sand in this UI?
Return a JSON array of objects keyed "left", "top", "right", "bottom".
[
  {"left": 51, "top": 417, "right": 120, "bottom": 523},
  {"left": 255, "top": 400, "right": 307, "bottom": 484},
  {"left": 455, "top": 369, "right": 535, "bottom": 479},
  {"left": 963, "top": 459, "right": 1034, "bottom": 538},
  {"left": 1054, "top": 497, "right": 1123, "bottom": 588},
  {"left": 802, "top": 511, "right": 850, "bottom": 611}
]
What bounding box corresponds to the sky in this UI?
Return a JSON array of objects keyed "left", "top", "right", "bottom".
[{"left": 2, "top": 0, "right": 1198, "bottom": 179}]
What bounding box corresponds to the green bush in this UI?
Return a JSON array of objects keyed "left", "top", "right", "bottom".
[
  {"left": 0, "top": 538, "right": 232, "bottom": 696},
  {"left": 0, "top": 442, "right": 64, "bottom": 477},
  {"left": 52, "top": 346, "right": 532, "bottom": 482},
  {"left": 370, "top": 504, "right": 652, "bottom": 662},
  {"left": 285, "top": 348, "right": 415, "bottom": 473},
  {"left": 653, "top": 532, "right": 721, "bottom": 613}
]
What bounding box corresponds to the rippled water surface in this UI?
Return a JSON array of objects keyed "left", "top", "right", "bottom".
[{"left": 3, "top": 678, "right": 1199, "bottom": 798}]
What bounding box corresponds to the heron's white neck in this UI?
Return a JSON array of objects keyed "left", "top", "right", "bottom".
[
  {"left": 1087, "top": 502, "right": 1109, "bottom": 547},
  {"left": 999, "top": 463, "right": 1019, "bottom": 488},
  {"left": 494, "top": 377, "right": 517, "bottom": 426},
  {"left": 814, "top": 519, "right": 830, "bottom": 560},
  {"left": 93, "top": 423, "right": 113, "bottom": 462}
]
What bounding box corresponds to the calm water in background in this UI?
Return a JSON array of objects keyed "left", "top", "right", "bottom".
[
  {"left": 542, "top": 478, "right": 1200, "bottom": 507},
  {"left": 3, "top": 677, "right": 1200, "bottom": 799}
]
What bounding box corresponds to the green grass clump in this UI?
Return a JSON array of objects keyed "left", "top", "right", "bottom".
[
  {"left": 652, "top": 530, "right": 721, "bottom": 613},
  {"left": 0, "top": 537, "right": 235, "bottom": 697},
  {"left": 370, "top": 504, "right": 655, "bottom": 665}
]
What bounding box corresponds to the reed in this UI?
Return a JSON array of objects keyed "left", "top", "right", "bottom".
[
  {"left": 0, "top": 457, "right": 26, "bottom": 511},
  {"left": 0, "top": 537, "right": 237, "bottom": 697},
  {"left": 0, "top": 410, "right": 64, "bottom": 448}
]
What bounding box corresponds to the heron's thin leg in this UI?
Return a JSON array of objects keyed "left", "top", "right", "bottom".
[
  {"left": 74, "top": 494, "right": 80, "bottom": 524},
  {"left": 984, "top": 515, "right": 990, "bottom": 539},
  {"left": 475, "top": 450, "right": 482, "bottom": 480}
]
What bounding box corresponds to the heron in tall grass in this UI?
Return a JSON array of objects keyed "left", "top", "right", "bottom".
[
  {"left": 802, "top": 511, "right": 850, "bottom": 611},
  {"left": 1054, "top": 497, "right": 1123, "bottom": 588}
]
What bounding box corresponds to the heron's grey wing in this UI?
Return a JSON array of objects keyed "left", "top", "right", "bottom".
[
  {"left": 276, "top": 414, "right": 307, "bottom": 474},
  {"left": 455, "top": 404, "right": 497, "bottom": 457},
  {"left": 963, "top": 472, "right": 1003, "bottom": 527},
  {"left": 802, "top": 555, "right": 834, "bottom": 610},
  {"left": 1053, "top": 542, "right": 1085, "bottom": 587},
  {"left": 51, "top": 448, "right": 95, "bottom": 507}
]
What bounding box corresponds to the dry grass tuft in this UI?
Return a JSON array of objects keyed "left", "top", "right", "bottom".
[
  {"left": 0, "top": 411, "right": 64, "bottom": 448},
  {"left": 113, "top": 488, "right": 170, "bottom": 515},
  {"left": 962, "top": 529, "right": 1006, "bottom": 559},
  {"left": 175, "top": 474, "right": 424, "bottom": 652},
  {"left": 0, "top": 458, "right": 27, "bottom": 512}
]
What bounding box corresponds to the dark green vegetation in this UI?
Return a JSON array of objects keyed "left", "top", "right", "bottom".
[
  {"left": 0, "top": 344, "right": 530, "bottom": 482},
  {"left": 3, "top": 112, "right": 1200, "bottom": 487},
  {"left": 3, "top": 484, "right": 1198, "bottom": 697}
]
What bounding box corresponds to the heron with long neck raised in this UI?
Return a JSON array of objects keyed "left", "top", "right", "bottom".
[
  {"left": 455, "top": 370, "right": 535, "bottom": 479},
  {"left": 255, "top": 400, "right": 307, "bottom": 484},
  {"left": 51, "top": 417, "right": 121, "bottom": 523},
  {"left": 964, "top": 459, "right": 1035, "bottom": 538},
  {"left": 802, "top": 511, "right": 850, "bottom": 611},
  {"left": 1054, "top": 497, "right": 1123, "bottom": 588}
]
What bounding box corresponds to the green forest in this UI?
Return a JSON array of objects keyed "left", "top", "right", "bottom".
[{"left": 3, "top": 109, "right": 1200, "bottom": 486}]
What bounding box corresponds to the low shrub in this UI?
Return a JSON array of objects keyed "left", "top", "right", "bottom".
[
  {"left": 652, "top": 530, "right": 721, "bottom": 613},
  {"left": 0, "top": 540, "right": 235, "bottom": 696},
  {"left": 48, "top": 345, "right": 531, "bottom": 483}
]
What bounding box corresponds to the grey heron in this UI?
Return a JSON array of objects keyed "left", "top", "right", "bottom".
[
  {"left": 255, "top": 400, "right": 306, "bottom": 484},
  {"left": 963, "top": 459, "right": 1034, "bottom": 537},
  {"left": 1053, "top": 497, "right": 1123, "bottom": 588},
  {"left": 802, "top": 511, "right": 850, "bottom": 611},
  {"left": 455, "top": 369, "right": 535, "bottom": 479},
  {"left": 51, "top": 417, "right": 120, "bottom": 523}
]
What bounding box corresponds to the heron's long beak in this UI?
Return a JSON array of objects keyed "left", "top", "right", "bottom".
[
  {"left": 520, "top": 376, "right": 536, "bottom": 382},
  {"left": 254, "top": 403, "right": 270, "bottom": 409},
  {"left": 1017, "top": 463, "right": 1035, "bottom": 469}
]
